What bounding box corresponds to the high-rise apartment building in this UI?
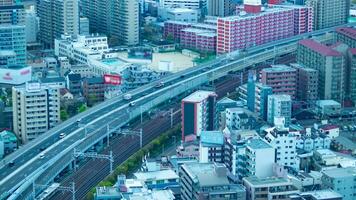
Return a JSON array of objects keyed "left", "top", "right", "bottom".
[
  {"left": 159, "top": 0, "right": 201, "bottom": 9},
  {"left": 37, "top": 0, "right": 79, "bottom": 48},
  {"left": 0, "top": 0, "right": 26, "bottom": 66},
  {"left": 12, "top": 82, "right": 60, "bottom": 144},
  {"left": 267, "top": 94, "right": 292, "bottom": 127},
  {"left": 335, "top": 27, "right": 356, "bottom": 48},
  {"left": 260, "top": 65, "right": 297, "bottom": 100},
  {"left": 347, "top": 49, "right": 356, "bottom": 104},
  {"left": 181, "top": 90, "right": 217, "bottom": 141},
  {"left": 290, "top": 63, "right": 318, "bottom": 102},
  {"left": 297, "top": 39, "right": 345, "bottom": 102},
  {"left": 216, "top": 7, "right": 295, "bottom": 54},
  {"left": 306, "top": 0, "right": 349, "bottom": 30},
  {"left": 81, "top": 0, "right": 139, "bottom": 46},
  {"left": 321, "top": 167, "right": 356, "bottom": 200},
  {"left": 207, "top": 0, "right": 232, "bottom": 17}
]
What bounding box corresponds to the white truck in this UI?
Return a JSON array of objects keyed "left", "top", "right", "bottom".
[{"left": 123, "top": 93, "right": 132, "bottom": 100}]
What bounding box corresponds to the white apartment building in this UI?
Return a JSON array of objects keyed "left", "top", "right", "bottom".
[
  {"left": 158, "top": 7, "right": 198, "bottom": 23},
  {"left": 12, "top": 82, "right": 60, "bottom": 144},
  {"left": 245, "top": 138, "right": 275, "bottom": 178},
  {"left": 265, "top": 127, "right": 298, "bottom": 170},
  {"left": 225, "top": 108, "right": 250, "bottom": 130}
]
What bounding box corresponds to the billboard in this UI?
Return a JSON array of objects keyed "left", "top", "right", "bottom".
[
  {"left": 104, "top": 74, "right": 122, "bottom": 85},
  {"left": 0, "top": 66, "right": 32, "bottom": 85}
]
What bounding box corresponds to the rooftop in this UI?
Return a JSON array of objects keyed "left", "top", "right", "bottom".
[
  {"left": 220, "top": 6, "right": 294, "bottom": 22},
  {"left": 336, "top": 27, "right": 356, "bottom": 40},
  {"left": 0, "top": 130, "right": 17, "bottom": 142},
  {"left": 40, "top": 77, "right": 65, "bottom": 84},
  {"left": 268, "top": 94, "right": 292, "bottom": 101},
  {"left": 134, "top": 169, "right": 179, "bottom": 182},
  {"left": 246, "top": 138, "right": 272, "bottom": 150},
  {"left": 183, "top": 90, "right": 216, "bottom": 103},
  {"left": 182, "top": 163, "right": 230, "bottom": 187},
  {"left": 349, "top": 48, "right": 356, "bottom": 55},
  {"left": 243, "top": 176, "right": 292, "bottom": 187},
  {"left": 262, "top": 64, "right": 296, "bottom": 73},
  {"left": 302, "top": 189, "right": 342, "bottom": 199},
  {"left": 316, "top": 100, "right": 341, "bottom": 107},
  {"left": 298, "top": 39, "right": 342, "bottom": 57},
  {"left": 200, "top": 131, "right": 224, "bottom": 146},
  {"left": 322, "top": 167, "right": 356, "bottom": 178}
]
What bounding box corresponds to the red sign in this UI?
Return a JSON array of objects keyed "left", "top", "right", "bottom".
[{"left": 104, "top": 74, "right": 121, "bottom": 85}]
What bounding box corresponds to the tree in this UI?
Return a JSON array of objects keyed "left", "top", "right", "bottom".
[
  {"left": 60, "top": 109, "right": 69, "bottom": 121},
  {"left": 78, "top": 104, "right": 87, "bottom": 113}
]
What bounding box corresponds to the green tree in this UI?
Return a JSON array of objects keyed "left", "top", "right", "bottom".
[
  {"left": 78, "top": 104, "right": 87, "bottom": 113},
  {"left": 353, "top": 0, "right": 356, "bottom": 4},
  {"left": 60, "top": 109, "right": 69, "bottom": 121}
]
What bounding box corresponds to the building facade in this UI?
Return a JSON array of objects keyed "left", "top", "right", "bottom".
[
  {"left": 306, "top": 0, "right": 349, "bottom": 30},
  {"left": 297, "top": 39, "right": 345, "bottom": 102},
  {"left": 290, "top": 63, "right": 318, "bottom": 102},
  {"left": 180, "top": 162, "right": 246, "bottom": 200},
  {"left": 181, "top": 90, "right": 217, "bottom": 141},
  {"left": 321, "top": 167, "right": 356, "bottom": 200},
  {"left": 207, "top": 0, "right": 232, "bottom": 17},
  {"left": 260, "top": 65, "right": 297, "bottom": 100},
  {"left": 267, "top": 95, "right": 292, "bottom": 127},
  {"left": 12, "top": 82, "right": 60, "bottom": 143},
  {"left": 37, "top": 0, "right": 79, "bottom": 48},
  {"left": 335, "top": 27, "right": 356, "bottom": 48}
]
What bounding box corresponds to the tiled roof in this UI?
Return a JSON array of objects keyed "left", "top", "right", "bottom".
[
  {"left": 298, "top": 39, "right": 342, "bottom": 57},
  {"left": 336, "top": 27, "right": 356, "bottom": 40}
]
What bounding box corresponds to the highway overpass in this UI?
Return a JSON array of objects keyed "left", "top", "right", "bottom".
[{"left": 0, "top": 23, "right": 354, "bottom": 200}]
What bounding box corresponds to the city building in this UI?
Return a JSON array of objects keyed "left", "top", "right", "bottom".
[
  {"left": 0, "top": 0, "right": 27, "bottom": 77},
  {"left": 159, "top": 0, "right": 201, "bottom": 10},
  {"left": 82, "top": 77, "right": 106, "bottom": 106},
  {"left": 0, "top": 130, "right": 17, "bottom": 157},
  {"left": 245, "top": 138, "right": 275, "bottom": 178},
  {"left": 216, "top": 97, "right": 244, "bottom": 129},
  {"left": 181, "top": 90, "right": 217, "bottom": 141},
  {"left": 315, "top": 100, "right": 341, "bottom": 117},
  {"left": 79, "top": 17, "right": 90, "bottom": 36},
  {"left": 180, "top": 28, "right": 216, "bottom": 52},
  {"left": 158, "top": 7, "right": 198, "bottom": 22},
  {"left": 199, "top": 131, "right": 224, "bottom": 163},
  {"left": 267, "top": 95, "right": 292, "bottom": 127},
  {"left": 164, "top": 21, "right": 192, "bottom": 41},
  {"left": 265, "top": 127, "right": 298, "bottom": 169},
  {"left": 207, "top": 0, "right": 232, "bottom": 17},
  {"left": 12, "top": 82, "right": 60, "bottom": 143},
  {"left": 290, "top": 189, "right": 342, "bottom": 200},
  {"left": 290, "top": 63, "right": 318, "bottom": 102},
  {"left": 65, "top": 73, "right": 82, "bottom": 96},
  {"left": 321, "top": 167, "right": 356, "bottom": 200},
  {"left": 134, "top": 169, "right": 179, "bottom": 190},
  {"left": 296, "top": 128, "right": 331, "bottom": 152},
  {"left": 216, "top": 4, "right": 313, "bottom": 54},
  {"left": 241, "top": 73, "right": 273, "bottom": 120},
  {"left": 347, "top": 49, "right": 356, "bottom": 103},
  {"left": 260, "top": 65, "right": 297, "bottom": 99},
  {"left": 297, "top": 39, "right": 345, "bottom": 102},
  {"left": 335, "top": 27, "right": 356, "bottom": 48},
  {"left": 0, "top": 101, "right": 12, "bottom": 130},
  {"left": 25, "top": 8, "right": 39, "bottom": 43},
  {"left": 37, "top": 0, "right": 79, "bottom": 48},
  {"left": 81, "top": 0, "right": 139, "bottom": 45},
  {"left": 225, "top": 108, "right": 251, "bottom": 130},
  {"left": 306, "top": 0, "right": 349, "bottom": 30},
  {"left": 180, "top": 162, "right": 246, "bottom": 200},
  {"left": 243, "top": 176, "right": 299, "bottom": 200}
]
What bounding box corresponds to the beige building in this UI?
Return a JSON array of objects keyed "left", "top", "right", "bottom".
[{"left": 12, "top": 82, "right": 60, "bottom": 144}]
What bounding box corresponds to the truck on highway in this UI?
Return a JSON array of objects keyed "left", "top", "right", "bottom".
[{"left": 123, "top": 93, "right": 132, "bottom": 100}]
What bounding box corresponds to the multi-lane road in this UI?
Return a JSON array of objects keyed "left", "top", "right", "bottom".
[{"left": 0, "top": 23, "right": 355, "bottom": 199}]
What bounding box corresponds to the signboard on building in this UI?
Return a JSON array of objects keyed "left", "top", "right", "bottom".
[
  {"left": 0, "top": 66, "right": 32, "bottom": 85},
  {"left": 128, "top": 48, "right": 153, "bottom": 61},
  {"left": 104, "top": 74, "right": 122, "bottom": 85}
]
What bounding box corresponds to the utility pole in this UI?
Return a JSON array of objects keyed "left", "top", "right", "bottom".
[{"left": 170, "top": 108, "right": 174, "bottom": 128}]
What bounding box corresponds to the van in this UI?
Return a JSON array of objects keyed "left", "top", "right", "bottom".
[
  {"left": 59, "top": 133, "right": 66, "bottom": 139},
  {"left": 129, "top": 102, "right": 136, "bottom": 107},
  {"left": 39, "top": 153, "right": 45, "bottom": 159}
]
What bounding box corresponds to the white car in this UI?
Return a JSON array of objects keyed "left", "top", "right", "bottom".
[{"left": 59, "top": 133, "right": 66, "bottom": 139}]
